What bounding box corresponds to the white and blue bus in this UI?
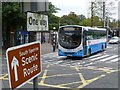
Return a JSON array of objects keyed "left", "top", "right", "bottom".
[{"left": 58, "top": 25, "right": 107, "bottom": 57}]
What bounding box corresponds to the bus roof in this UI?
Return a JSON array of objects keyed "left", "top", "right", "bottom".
[
  {"left": 59, "top": 25, "right": 83, "bottom": 28},
  {"left": 84, "top": 27, "right": 106, "bottom": 31},
  {"left": 59, "top": 25, "right": 106, "bottom": 31}
]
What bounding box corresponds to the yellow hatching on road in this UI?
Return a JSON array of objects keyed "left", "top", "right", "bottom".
[
  {"left": 0, "top": 65, "right": 119, "bottom": 89},
  {"left": 39, "top": 65, "right": 49, "bottom": 84},
  {"left": 78, "top": 74, "right": 106, "bottom": 88},
  {"left": 39, "top": 69, "right": 48, "bottom": 85}
]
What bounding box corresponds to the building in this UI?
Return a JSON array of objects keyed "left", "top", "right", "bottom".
[{"left": 112, "top": 27, "right": 120, "bottom": 37}]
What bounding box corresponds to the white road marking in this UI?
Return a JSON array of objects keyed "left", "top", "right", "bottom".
[
  {"left": 99, "top": 55, "right": 118, "bottom": 62},
  {"left": 109, "top": 58, "right": 119, "bottom": 62},
  {"left": 90, "top": 55, "right": 109, "bottom": 61},
  {"left": 88, "top": 54, "right": 102, "bottom": 59}
]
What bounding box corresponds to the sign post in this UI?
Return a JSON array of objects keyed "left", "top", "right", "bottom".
[
  {"left": 33, "top": 77, "right": 38, "bottom": 90},
  {"left": 6, "top": 41, "right": 41, "bottom": 89}
]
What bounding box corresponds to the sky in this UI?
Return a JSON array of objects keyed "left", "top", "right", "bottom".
[{"left": 49, "top": 0, "right": 119, "bottom": 20}]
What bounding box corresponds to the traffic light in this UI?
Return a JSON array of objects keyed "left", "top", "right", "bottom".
[{"left": 52, "top": 33, "right": 56, "bottom": 52}]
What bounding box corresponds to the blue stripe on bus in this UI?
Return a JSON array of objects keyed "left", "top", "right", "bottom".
[
  {"left": 58, "top": 49, "right": 66, "bottom": 56},
  {"left": 58, "top": 49, "right": 84, "bottom": 57},
  {"left": 58, "top": 42, "right": 106, "bottom": 57},
  {"left": 89, "top": 42, "right": 106, "bottom": 54}
]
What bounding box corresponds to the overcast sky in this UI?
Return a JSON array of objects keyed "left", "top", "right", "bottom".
[{"left": 49, "top": 0, "right": 119, "bottom": 20}]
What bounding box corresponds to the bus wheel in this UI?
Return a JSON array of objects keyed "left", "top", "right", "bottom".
[
  {"left": 102, "top": 45, "right": 105, "bottom": 51},
  {"left": 88, "top": 49, "right": 91, "bottom": 56}
]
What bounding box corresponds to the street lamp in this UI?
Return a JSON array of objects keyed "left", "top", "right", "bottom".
[{"left": 53, "top": 27, "right": 56, "bottom": 30}]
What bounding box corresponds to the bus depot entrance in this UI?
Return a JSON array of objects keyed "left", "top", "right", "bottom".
[{"left": 16, "top": 31, "right": 30, "bottom": 45}]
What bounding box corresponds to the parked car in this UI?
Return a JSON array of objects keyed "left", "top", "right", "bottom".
[{"left": 109, "top": 36, "right": 119, "bottom": 44}]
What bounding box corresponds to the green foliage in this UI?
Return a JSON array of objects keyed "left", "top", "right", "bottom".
[
  {"left": 48, "top": 2, "right": 60, "bottom": 30},
  {"left": 2, "top": 2, "right": 26, "bottom": 29},
  {"left": 60, "top": 12, "right": 81, "bottom": 25},
  {"left": 92, "top": 16, "right": 102, "bottom": 26},
  {"left": 77, "top": 16, "right": 102, "bottom": 27},
  {"left": 49, "top": 14, "right": 59, "bottom": 23},
  {"left": 2, "top": 2, "right": 117, "bottom": 31},
  {"left": 49, "top": 23, "right": 59, "bottom": 31},
  {"left": 109, "top": 19, "right": 117, "bottom": 28},
  {"left": 79, "top": 14, "right": 86, "bottom": 22},
  {"left": 48, "top": 2, "right": 60, "bottom": 15},
  {"left": 80, "top": 18, "right": 91, "bottom": 26}
]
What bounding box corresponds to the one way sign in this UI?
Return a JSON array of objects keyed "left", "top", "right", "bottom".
[{"left": 6, "top": 41, "right": 41, "bottom": 89}]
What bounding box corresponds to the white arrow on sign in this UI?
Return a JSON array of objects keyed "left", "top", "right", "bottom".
[{"left": 11, "top": 56, "right": 19, "bottom": 81}]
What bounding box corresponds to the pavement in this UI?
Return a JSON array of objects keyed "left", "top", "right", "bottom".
[
  {"left": 41, "top": 43, "right": 58, "bottom": 55},
  {"left": 1, "top": 42, "right": 58, "bottom": 59},
  {"left": 0, "top": 42, "right": 58, "bottom": 89}
]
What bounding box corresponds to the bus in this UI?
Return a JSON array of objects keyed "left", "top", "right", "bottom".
[{"left": 58, "top": 25, "right": 107, "bottom": 57}]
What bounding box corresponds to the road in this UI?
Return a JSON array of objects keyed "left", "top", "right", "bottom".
[{"left": 1, "top": 43, "right": 120, "bottom": 89}]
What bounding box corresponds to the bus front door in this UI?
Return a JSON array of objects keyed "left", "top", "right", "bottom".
[{"left": 83, "top": 33, "right": 87, "bottom": 56}]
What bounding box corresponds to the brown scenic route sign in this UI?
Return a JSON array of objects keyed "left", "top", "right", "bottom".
[{"left": 6, "top": 41, "right": 41, "bottom": 89}]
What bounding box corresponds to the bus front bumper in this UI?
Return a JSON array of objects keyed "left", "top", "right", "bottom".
[{"left": 58, "top": 49, "right": 84, "bottom": 57}]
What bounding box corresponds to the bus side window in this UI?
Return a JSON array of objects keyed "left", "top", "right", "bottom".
[{"left": 87, "top": 35, "right": 93, "bottom": 40}]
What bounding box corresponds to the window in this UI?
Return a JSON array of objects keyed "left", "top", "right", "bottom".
[
  {"left": 58, "top": 26, "right": 82, "bottom": 49},
  {"left": 86, "top": 29, "right": 106, "bottom": 40}
]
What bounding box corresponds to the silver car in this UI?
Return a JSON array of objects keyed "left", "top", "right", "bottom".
[{"left": 109, "top": 36, "right": 119, "bottom": 44}]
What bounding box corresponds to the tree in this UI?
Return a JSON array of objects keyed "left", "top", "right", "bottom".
[
  {"left": 2, "top": 2, "right": 26, "bottom": 29},
  {"left": 89, "top": 0, "right": 116, "bottom": 27},
  {"left": 109, "top": 19, "right": 117, "bottom": 28},
  {"left": 60, "top": 12, "right": 80, "bottom": 25},
  {"left": 48, "top": 2, "right": 60, "bottom": 15},
  {"left": 48, "top": 2, "right": 60, "bottom": 30},
  {"left": 93, "top": 16, "right": 102, "bottom": 26},
  {"left": 49, "top": 14, "right": 59, "bottom": 30},
  {"left": 80, "top": 18, "right": 91, "bottom": 26},
  {"left": 79, "top": 14, "right": 86, "bottom": 22},
  {"left": 80, "top": 16, "right": 102, "bottom": 27},
  {"left": 2, "top": 2, "right": 26, "bottom": 48}
]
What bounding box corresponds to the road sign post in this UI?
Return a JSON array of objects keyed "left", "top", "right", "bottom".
[
  {"left": 6, "top": 41, "right": 41, "bottom": 89},
  {"left": 33, "top": 77, "right": 38, "bottom": 90}
]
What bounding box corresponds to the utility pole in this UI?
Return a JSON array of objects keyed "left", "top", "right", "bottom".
[
  {"left": 107, "top": 17, "right": 109, "bottom": 28},
  {"left": 91, "top": 2, "right": 94, "bottom": 27},
  {"left": 103, "top": 2, "right": 106, "bottom": 28}
]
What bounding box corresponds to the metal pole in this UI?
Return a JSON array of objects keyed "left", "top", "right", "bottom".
[
  {"left": 103, "top": 2, "right": 105, "bottom": 28},
  {"left": 33, "top": 77, "right": 38, "bottom": 90},
  {"left": 91, "top": 2, "right": 94, "bottom": 27},
  {"left": 104, "top": 18, "right": 106, "bottom": 28},
  {"left": 107, "top": 17, "right": 109, "bottom": 28}
]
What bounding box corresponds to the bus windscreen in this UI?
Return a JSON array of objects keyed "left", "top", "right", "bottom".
[{"left": 58, "top": 26, "right": 82, "bottom": 49}]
